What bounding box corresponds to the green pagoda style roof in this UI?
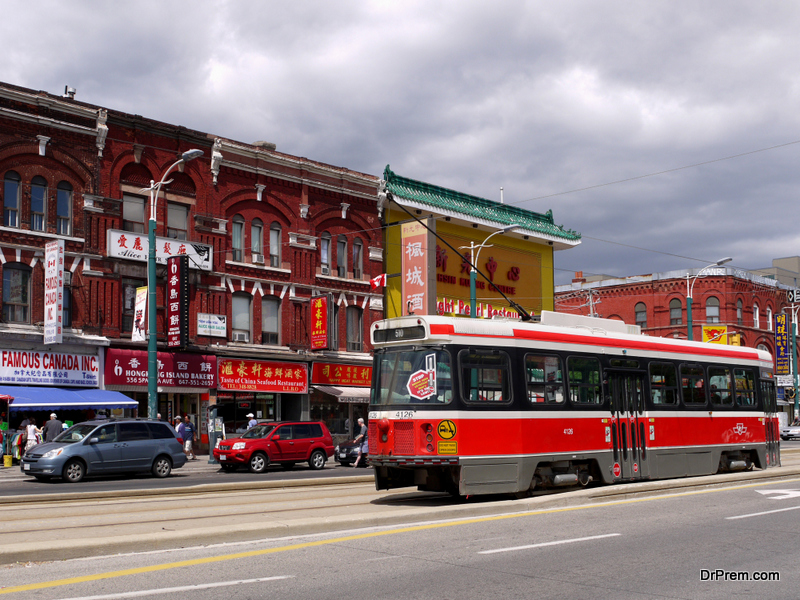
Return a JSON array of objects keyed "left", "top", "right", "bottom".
[{"left": 382, "top": 166, "right": 581, "bottom": 245}]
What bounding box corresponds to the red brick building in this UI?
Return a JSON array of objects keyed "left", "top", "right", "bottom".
[
  {"left": 0, "top": 81, "right": 382, "bottom": 445},
  {"left": 555, "top": 267, "right": 793, "bottom": 358}
]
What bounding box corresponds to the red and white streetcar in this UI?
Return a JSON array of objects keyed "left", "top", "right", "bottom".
[{"left": 367, "top": 311, "right": 780, "bottom": 497}]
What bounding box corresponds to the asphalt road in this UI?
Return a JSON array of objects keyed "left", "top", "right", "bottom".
[{"left": 3, "top": 472, "right": 800, "bottom": 599}]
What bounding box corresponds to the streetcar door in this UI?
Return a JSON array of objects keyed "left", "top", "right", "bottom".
[
  {"left": 609, "top": 372, "right": 648, "bottom": 480},
  {"left": 760, "top": 379, "right": 780, "bottom": 468}
]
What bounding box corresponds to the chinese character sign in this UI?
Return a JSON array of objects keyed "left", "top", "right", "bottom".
[
  {"left": 44, "top": 239, "right": 64, "bottom": 344},
  {"left": 310, "top": 295, "right": 329, "bottom": 350},
  {"left": 167, "top": 255, "right": 189, "bottom": 348},
  {"left": 218, "top": 359, "right": 308, "bottom": 393},
  {"left": 401, "top": 220, "right": 436, "bottom": 315},
  {"left": 775, "top": 314, "right": 790, "bottom": 375}
]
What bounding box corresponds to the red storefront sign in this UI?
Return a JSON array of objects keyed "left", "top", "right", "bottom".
[
  {"left": 166, "top": 255, "right": 189, "bottom": 348},
  {"left": 311, "top": 362, "right": 372, "bottom": 387},
  {"left": 310, "top": 295, "right": 329, "bottom": 350},
  {"left": 218, "top": 359, "right": 308, "bottom": 393},
  {"left": 105, "top": 349, "right": 216, "bottom": 387}
]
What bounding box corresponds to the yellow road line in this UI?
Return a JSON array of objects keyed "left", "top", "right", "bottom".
[{"left": 3, "top": 476, "right": 799, "bottom": 595}]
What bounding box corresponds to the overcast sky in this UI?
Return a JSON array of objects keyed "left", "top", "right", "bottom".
[{"left": 3, "top": 1, "right": 800, "bottom": 285}]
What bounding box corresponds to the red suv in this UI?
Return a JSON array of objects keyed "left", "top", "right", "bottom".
[{"left": 213, "top": 421, "right": 334, "bottom": 473}]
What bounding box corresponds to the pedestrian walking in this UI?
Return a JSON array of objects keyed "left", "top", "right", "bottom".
[
  {"left": 183, "top": 415, "right": 197, "bottom": 460},
  {"left": 352, "top": 418, "right": 368, "bottom": 468},
  {"left": 42, "top": 413, "right": 63, "bottom": 442},
  {"left": 24, "top": 417, "right": 42, "bottom": 453},
  {"left": 174, "top": 416, "right": 185, "bottom": 445}
]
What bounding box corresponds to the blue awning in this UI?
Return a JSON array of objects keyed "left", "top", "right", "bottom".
[{"left": 1, "top": 387, "right": 139, "bottom": 411}]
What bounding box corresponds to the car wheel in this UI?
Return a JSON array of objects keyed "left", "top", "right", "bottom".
[
  {"left": 308, "top": 449, "right": 326, "bottom": 470},
  {"left": 220, "top": 464, "right": 238, "bottom": 472},
  {"left": 281, "top": 462, "right": 295, "bottom": 470},
  {"left": 63, "top": 459, "right": 85, "bottom": 483},
  {"left": 249, "top": 452, "right": 268, "bottom": 473},
  {"left": 152, "top": 456, "right": 172, "bottom": 478}
]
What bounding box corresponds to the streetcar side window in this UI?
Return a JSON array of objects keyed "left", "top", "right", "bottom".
[
  {"left": 459, "top": 350, "right": 512, "bottom": 404},
  {"left": 760, "top": 380, "right": 776, "bottom": 413},
  {"left": 734, "top": 368, "right": 756, "bottom": 407},
  {"left": 525, "top": 354, "right": 565, "bottom": 404},
  {"left": 567, "top": 357, "right": 602, "bottom": 405},
  {"left": 680, "top": 365, "right": 707, "bottom": 405},
  {"left": 649, "top": 362, "right": 678, "bottom": 405},
  {"left": 708, "top": 367, "right": 733, "bottom": 407}
]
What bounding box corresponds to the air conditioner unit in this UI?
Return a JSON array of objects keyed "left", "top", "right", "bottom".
[
  {"left": 232, "top": 331, "right": 249, "bottom": 342},
  {"left": 252, "top": 253, "right": 264, "bottom": 264},
  {"left": 320, "top": 265, "right": 330, "bottom": 275}
]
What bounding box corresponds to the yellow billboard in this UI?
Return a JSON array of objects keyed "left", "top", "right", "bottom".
[{"left": 702, "top": 325, "right": 728, "bottom": 344}]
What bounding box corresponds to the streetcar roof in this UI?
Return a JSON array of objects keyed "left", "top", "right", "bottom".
[{"left": 371, "top": 312, "right": 773, "bottom": 366}]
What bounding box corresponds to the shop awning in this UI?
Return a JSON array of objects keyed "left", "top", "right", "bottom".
[
  {"left": 1, "top": 387, "right": 139, "bottom": 411},
  {"left": 313, "top": 385, "right": 371, "bottom": 403}
]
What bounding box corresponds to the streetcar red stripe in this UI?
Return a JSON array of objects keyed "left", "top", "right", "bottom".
[{"left": 509, "top": 328, "right": 761, "bottom": 360}]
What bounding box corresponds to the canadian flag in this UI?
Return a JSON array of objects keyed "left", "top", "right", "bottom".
[{"left": 370, "top": 273, "right": 388, "bottom": 290}]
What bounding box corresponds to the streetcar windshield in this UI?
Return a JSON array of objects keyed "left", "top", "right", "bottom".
[{"left": 371, "top": 349, "right": 452, "bottom": 405}]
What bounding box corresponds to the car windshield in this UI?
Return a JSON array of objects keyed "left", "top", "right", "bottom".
[
  {"left": 53, "top": 424, "right": 98, "bottom": 444},
  {"left": 371, "top": 349, "right": 453, "bottom": 406},
  {"left": 240, "top": 424, "right": 276, "bottom": 439}
]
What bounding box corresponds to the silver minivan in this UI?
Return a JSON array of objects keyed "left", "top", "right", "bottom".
[{"left": 20, "top": 419, "right": 187, "bottom": 482}]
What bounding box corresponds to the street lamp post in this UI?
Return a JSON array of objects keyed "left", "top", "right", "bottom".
[
  {"left": 685, "top": 257, "right": 732, "bottom": 341},
  {"left": 140, "top": 149, "right": 203, "bottom": 419},
  {"left": 461, "top": 224, "right": 519, "bottom": 319}
]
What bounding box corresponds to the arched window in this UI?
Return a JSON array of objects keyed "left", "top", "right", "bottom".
[
  {"left": 346, "top": 305, "right": 363, "bottom": 352},
  {"left": 56, "top": 181, "right": 72, "bottom": 235},
  {"left": 269, "top": 222, "right": 281, "bottom": 268},
  {"left": 320, "top": 232, "right": 331, "bottom": 274},
  {"left": 706, "top": 297, "right": 720, "bottom": 324},
  {"left": 767, "top": 307, "right": 773, "bottom": 331},
  {"left": 231, "top": 215, "right": 244, "bottom": 262},
  {"left": 757, "top": 343, "right": 769, "bottom": 353},
  {"left": 31, "top": 176, "right": 47, "bottom": 232},
  {"left": 3, "top": 171, "right": 20, "bottom": 228},
  {"left": 251, "top": 219, "right": 263, "bottom": 263},
  {"left": 3, "top": 263, "right": 31, "bottom": 323},
  {"left": 232, "top": 292, "right": 251, "bottom": 342},
  {"left": 736, "top": 299, "right": 743, "bottom": 326},
  {"left": 753, "top": 303, "right": 760, "bottom": 329},
  {"left": 337, "top": 235, "right": 348, "bottom": 278},
  {"left": 669, "top": 298, "right": 682, "bottom": 325},
  {"left": 262, "top": 296, "right": 280, "bottom": 345},
  {"left": 634, "top": 302, "right": 647, "bottom": 328},
  {"left": 352, "top": 238, "right": 363, "bottom": 279}
]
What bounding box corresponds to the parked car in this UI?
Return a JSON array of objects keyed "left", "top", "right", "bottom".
[
  {"left": 781, "top": 424, "right": 800, "bottom": 440},
  {"left": 336, "top": 439, "right": 369, "bottom": 467},
  {"left": 20, "top": 419, "right": 186, "bottom": 483},
  {"left": 213, "top": 421, "right": 334, "bottom": 473}
]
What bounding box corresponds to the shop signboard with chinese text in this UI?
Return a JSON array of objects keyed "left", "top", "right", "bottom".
[
  {"left": 166, "top": 255, "right": 189, "bottom": 348},
  {"left": 310, "top": 294, "right": 333, "bottom": 350},
  {"left": 0, "top": 350, "right": 98, "bottom": 386},
  {"left": 44, "top": 239, "right": 64, "bottom": 344},
  {"left": 107, "top": 230, "right": 213, "bottom": 271},
  {"left": 197, "top": 313, "right": 227, "bottom": 337},
  {"left": 401, "top": 219, "right": 436, "bottom": 315},
  {"left": 105, "top": 349, "right": 216, "bottom": 388},
  {"left": 775, "top": 314, "right": 790, "bottom": 375},
  {"left": 311, "top": 362, "right": 372, "bottom": 387},
  {"left": 218, "top": 359, "right": 308, "bottom": 393}
]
